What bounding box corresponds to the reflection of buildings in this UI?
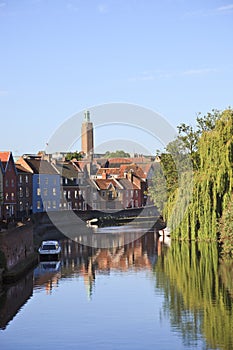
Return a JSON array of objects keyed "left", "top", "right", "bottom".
[
  {"left": 33, "top": 261, "right": 61, "bottom": 294},
  {"left": 61, "top": 232, "right": 159, "bottom": 298},
  {"left": 33, "top": 232, "right": 169, "bottom": 299},
  {"left": 0, "top": 271, "right": 33, "bottom": 330}
]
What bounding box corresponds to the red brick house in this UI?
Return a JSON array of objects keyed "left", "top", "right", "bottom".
[
  {"left": 15, "top": 163, "right": 33, "bottom": 219},
  {"left": 0, "top": 152, "right": 17, "bottom": 219}
]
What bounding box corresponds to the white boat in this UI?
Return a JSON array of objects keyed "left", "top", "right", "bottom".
[{"left": 38, "top": 240, "right": 61, "bottom": 260}]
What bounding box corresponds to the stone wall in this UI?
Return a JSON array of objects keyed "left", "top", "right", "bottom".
[{"left": 0, "top": 223, "right": 34, "bottom": 271}]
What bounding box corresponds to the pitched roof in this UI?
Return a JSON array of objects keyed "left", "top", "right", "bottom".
[
  {"left": 96, "top": 168, "right": 120, "bottom": 176},
  {"left": 53, "top": 161, "right": 80, "bottom": 179},
  {"left": 15, "top": 163, "right": 32, "bottom": 174},
  {"left": 0, "top": 151, "right": 10, "bottom": 163},
  {"left": 24, "top": 159, "right": 59, "bottom": 175},
  {"left": 94, "top": 178, "right": 122, "bottom": 190},
  {"left": 117, "top": 178, "right": 139, "bottom": 190},
  {"left": 119, "top": 164, "right": 146, "bottom": 178}
]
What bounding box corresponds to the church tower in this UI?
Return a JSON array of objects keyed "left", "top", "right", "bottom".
[{"left": 81, "top": 110, "right": 94, "bottom": 160}]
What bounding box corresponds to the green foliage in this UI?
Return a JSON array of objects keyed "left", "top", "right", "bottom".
[
  {"left": 219, "top": 195, "right": 233, "bottom": 258},
  {"left": 154, "top": 241, "right": 233, "bottom": 350},
  {"left": 104, "top": 150, "right": 130, "bottom": 158},
  {"left": 150, "top": 108, "right": 233, "bottom": 249},
  {"left": 65, "top": 151, "right": 83, "bottom": 161}
]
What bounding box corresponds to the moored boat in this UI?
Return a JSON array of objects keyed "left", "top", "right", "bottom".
[{"left": 38, "top": 240, "right": 61, "bottom": 260}]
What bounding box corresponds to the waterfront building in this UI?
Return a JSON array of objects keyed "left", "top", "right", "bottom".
[
  {"left": 15, "top": 163, "right": 33, "bottom": 219},
  {"left": 17, "top": 155, "right": 60, "bottom": 213},
  {"left": 52, "top": 160, "right": 83, "bottom": 210},
  {"left": 0, "top": 152, "right": 17, "bottom": 220}
]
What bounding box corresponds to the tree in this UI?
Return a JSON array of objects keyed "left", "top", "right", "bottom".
[
  {"left": 65, "top": 151, "right": 83, "bottom": 161},
  {"left": 104, "top": 150, "right": 130, "bottom": 158}
]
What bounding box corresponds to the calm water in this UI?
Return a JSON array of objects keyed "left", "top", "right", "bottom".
[{"left": 0, "top": 227, "right": 232, "bottom": 350}]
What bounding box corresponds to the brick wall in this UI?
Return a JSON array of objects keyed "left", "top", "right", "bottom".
[{"left": 0, "top": 224, "right": 34, "bottom": 271}]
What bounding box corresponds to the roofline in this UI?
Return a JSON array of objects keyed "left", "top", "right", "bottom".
[{"left": 90, "top": 178, "right": 100, "bottom": 190}]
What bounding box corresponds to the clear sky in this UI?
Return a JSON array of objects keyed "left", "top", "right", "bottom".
[{"left": 0, "top": 0, "right": 233, "bottom": 156}]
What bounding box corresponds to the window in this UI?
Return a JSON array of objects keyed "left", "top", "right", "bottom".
[
  {"left": 5, "top": 193, "right": 8, "bottom": 200},
  {"left": 25, "top": 175, "right": 28, "bottom": 183},
  {"left": 19, "top": 187, "right": 23, "bottom": 198},
  {"left": 53, "top": 188, "right": 56, "bottom": 196},
  {"left": 47, "top": 201, "right": 51, "bottom": 209},
  {"left": 93, "top": 192, "right": 97, "bottom": 200},
  {"left": 5, "top": 179, "right": 8, "bottom": 187},
  {"left": 37, "top": 177, "right": 40, "bottom": 185},
  {"left": 37, "top": 188, "right": 41, "bottom": 196},
  {"left": 135, "top": 190, "right": 138, "bottom": 198},
  {"left": 65, "top": 178, "right": 68, "bottom": 184},
  {"left": 19, "top": 175, "right": 22, "bottom": 184},
  {"left": 11, "top": 179, "right": 14, "bottom": 187},
  {"left": 11, "top": 193, "right": 14, "bottom": 200},
  {"left": 67, "top": 191, "right": 71, "bottom": 199},
  {"left": 53, "top": 200, "right": 56, "bottom": 209},
  {"left": 45, "top": 177, "right": 49, "bottom": 185},
  {"left": 26, "top": 187, "right": 29, "bottom": 197},
  {"left": 37, "top": 201, "right": 41, "bottom": 209},
  {"left": 19, "top": 201, "right": 23, "bottom": 212},
  {"left": 102, "top": 191, "right": 106, "bottom": 197},
  {"left": 44, "top": 188, "right": 48, "bottom": 196},
  {"left": 60, "top": 177, "right": 63, "bottom": 185},
  {"left": 131, "top": 190, "right": 134, "bottom": 197},
  {"left": 63, "top": 190, "right": 67, "bottom": 198},
  {"left": 75, "top": 190, "right": 78, "bottom": 199}
]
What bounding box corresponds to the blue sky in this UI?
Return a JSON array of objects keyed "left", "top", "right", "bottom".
[{"left": 0, "top": 0, "right": 233, "bottom": 155}]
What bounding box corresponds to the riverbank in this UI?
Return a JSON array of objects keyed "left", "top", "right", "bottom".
[{"left": 0, "top": 222, "right": 38, "bottom": 284}]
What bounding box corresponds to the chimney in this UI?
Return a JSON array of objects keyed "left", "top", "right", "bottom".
[{"left": 102, "top": 170, "right": 107, "bottom": 180}]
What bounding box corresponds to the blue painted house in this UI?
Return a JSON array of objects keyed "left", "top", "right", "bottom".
[{"left": 18, "top": 155, "right": 60, "bottom": 213}]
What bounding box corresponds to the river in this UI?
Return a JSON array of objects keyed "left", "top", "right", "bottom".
[{"left": 0, "top": 226, "right": 232, "bottom": 350}]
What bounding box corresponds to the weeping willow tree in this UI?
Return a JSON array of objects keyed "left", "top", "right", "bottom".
[{"left": 150, "top": 108, "right": 233, "bottom": 245}]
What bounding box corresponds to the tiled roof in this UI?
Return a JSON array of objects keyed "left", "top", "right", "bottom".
[
  {"left": 117, "top": 178, "right": 139, "bottom": 190},
  {"left": 119, "top": 164, "right": 146, "bottom": 178},
  {"left": 16, "top": 163, "right": 31, "bottom": 174},
  {"left": 0, "top": 151, "right": 10, "bottom": 163},
  {"left": 24, "top": 159, "right": 59, "bottom": 175},
  {"left": 54, "top": 161, "right": 80, "bottom": 179},
  {"left": 108, "top": 158, "right": 132, "bottom": 164},
  {"left": 94, "top": 178, "right": 122, "bottom": 190},
  {"left": 97, "top": 168, "right": 120, "bottom": 176}
]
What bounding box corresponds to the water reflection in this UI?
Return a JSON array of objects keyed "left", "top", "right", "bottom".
[
  {"left": 154, "top": 241, "right": 233, "bottom": 350},
  {"left": 0, "top": 271, "right": 33, "bottom": 330},
  {"left": 34, "top": 230, "right": 160, "bottom": 299},
  {"left": 1, "top": 227, "right": 232, "bottom": 350},
  {"left": 34, "top": 261, "right": 61, "bottom": 294}
]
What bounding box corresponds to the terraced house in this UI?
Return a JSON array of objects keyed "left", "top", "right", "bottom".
[
  {"left": 17, "top": 155, "right": 60, "bottom": 213},
  {"left": 0, "top": 152, "right": 17, "bottom": 220},
  {"left": 15, "top": 162, "right": 33, "bottom": 219}
]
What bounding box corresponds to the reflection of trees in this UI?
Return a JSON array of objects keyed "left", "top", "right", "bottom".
[{"left": 154, "top": 241, "right": 233, "bottom": 350}]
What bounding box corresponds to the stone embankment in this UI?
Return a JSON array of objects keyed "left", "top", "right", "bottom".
[{"left": 0, "top": 222, "right": 38, "bottom": 283}]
